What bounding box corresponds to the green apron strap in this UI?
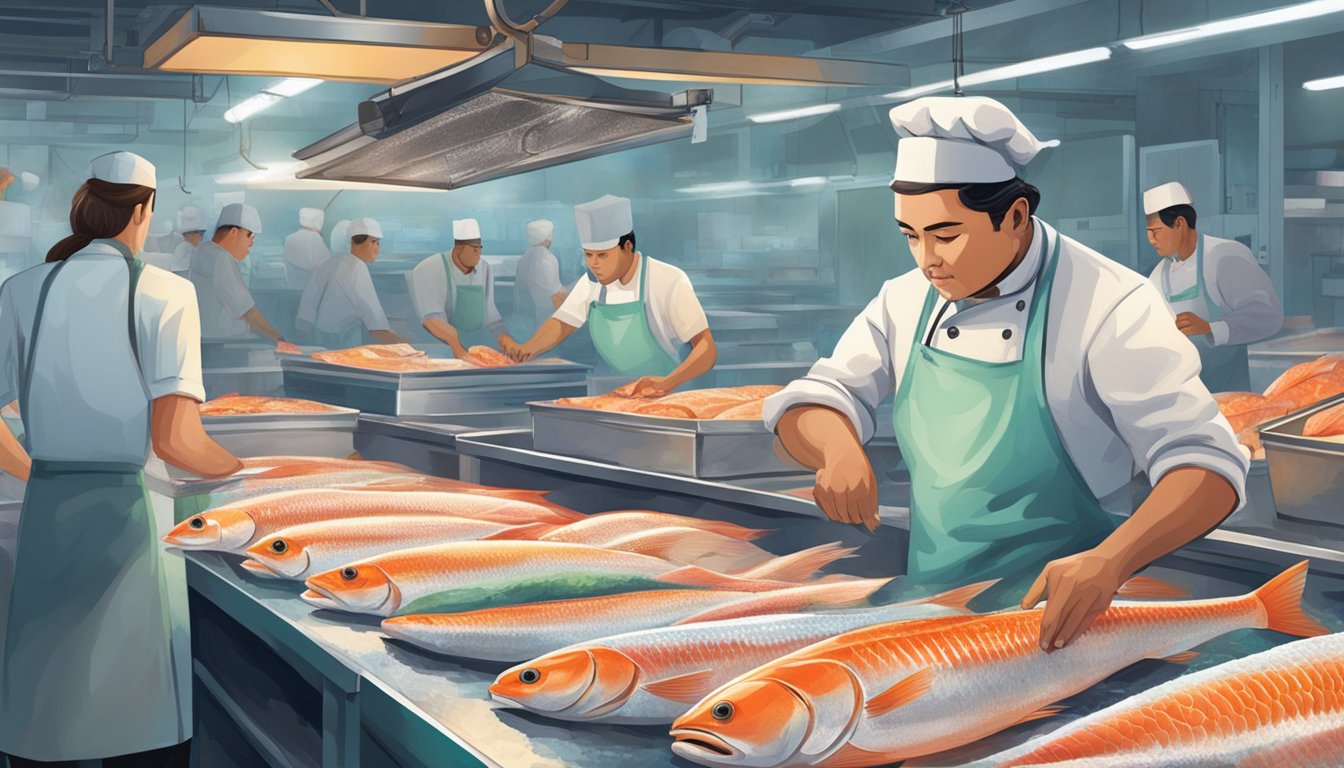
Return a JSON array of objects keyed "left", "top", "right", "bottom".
[{"left": 19, "top": 260, "right": 72, "bottom": 438}]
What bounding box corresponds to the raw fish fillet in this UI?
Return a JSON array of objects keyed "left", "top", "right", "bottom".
[
  {"left": 1304, "top": 401, "right": 1344, "bottom": 438},
  {"left": 553, "top": 395, "right": 659, "bottom": 413},
  {"left": 1263, "top": 354, "right": 1344, "bottom": 401},
  {"left": 462, "top": 346, "right": 515, "bottom": 367},
  {"left": 712, "top": 400, "right": 766, "bottom": 421},
  {"left": 313, "top": 344, "right": 426, "bottom": 363},
  {"left": 200, "top": 394, "right": 344, "bottom": 416},
  {"left": 632, "top": 386, "right": 782, "bottom": 419}
]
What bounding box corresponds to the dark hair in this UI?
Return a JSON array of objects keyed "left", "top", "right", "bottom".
[
  {"left": 618, "top": 232, "right": 636, "bottom": 251},
  {"left": 454, "top": 238, "right": 482, "bottom": 247},
  {"left": 889, "top": 178, "right": 1041, "bottom": 231},
  {"left": 1156, "top": 204, "right": 1197, "bottom": 230},
  {"left": 351, "top": 234, "right": 373, "bottom": 245},
  {"left": 212, "top": 225, "right": 237, "bottom": 241},
  {"left": 47, "top": 179, "right": 156, "bottom": 262}
]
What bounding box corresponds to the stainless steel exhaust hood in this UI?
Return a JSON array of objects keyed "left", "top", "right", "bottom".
[{"left": 293, "top": 43, "right": 711, "bottom": 190}]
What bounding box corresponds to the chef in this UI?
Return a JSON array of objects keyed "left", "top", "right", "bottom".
[
  {"left": 283, "top": 207, "right": 332, "bottom": 290},
  {"left": 169, "top": 206, "right": 207, "bottom": 278},
  {"left": 513, "top": 218, "right": 569, "bottom": 334},
  {"left": 0, "top": 151, "right": 243, "bottom": 767},
  {"left": 513, "top": 195, "right": 716, "bottom": 397},
  {"left": 297, "top": 217, "right": 405, "bottom": 348},
  {"left": 408, "top": 217, "right": 516, "bottom": 358},
  {"left": 188, "top": 202, "right": 287, "bottom": 345},
  {"left": 1144, "top": 182, "right": 1283, "bottom": 392},
  {"left": 765, "top": 97, "right": 1248, "bottom": 651},
  {"left": 328, "top": 218, "right": 350, "bottom": 260}
]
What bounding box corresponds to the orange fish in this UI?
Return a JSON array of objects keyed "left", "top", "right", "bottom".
[
  {"left": 1305, "top": 401, "right": 1344, "bottom": 438},
  {"left": 200, "top": 395, "right": 344, "bottom": 416},
  {"left": 670, "top": 562, "right": 1327, "bottom": 768}
]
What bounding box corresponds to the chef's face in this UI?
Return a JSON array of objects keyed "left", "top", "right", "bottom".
[
  {"left": 183, "top": 231, "right": 203, "bottom": 247},
  {"left": 896, "top": 188, "right": 1030, "bottom": 301},
  {"left": 217, "top": 226, "right": 254, "bottom": 260},
  {"left": 351, "top": 236, "right": 380, "bottom": 262},
  {"left": 585, "top": 242, "right": 636, "bottom": 285},
  {"left": 454, "top": 241, "right": 483, "bottom": 271},
  {"left": 1145, "top": 214, "right": 1187, "bottom": 258}
]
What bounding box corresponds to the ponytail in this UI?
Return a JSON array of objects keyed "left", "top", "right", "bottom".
[
  {"left": 47, "top": 179, "right": 156, "bottom": 262},
  {"left": 45, "top": 234, "right": 96, "bottom": 263}
]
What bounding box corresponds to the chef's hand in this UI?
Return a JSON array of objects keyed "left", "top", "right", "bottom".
[
  {"left": 499, "top": 336, "right": 524, "bottom": 361},
  {"left": 616, "top": 376, "right": 672, "bottom": 398},
  {"left": 1175, "top": 312, "right": 1211, "bottom": 337},
  {"left": 448, "top": 341, "right": 470, "bottom": 359},
  {"left": 813, "top": 445, "right": 879, "bottom": 532},
  {"left": 508, "top": 341, "right": 539, "bottom": 363},
  {"left": 1022, "top": 549, "right": 1127, "bottom": 652},
  {"left": 275, "top": 340, "right": 302, "bottom": 356}
]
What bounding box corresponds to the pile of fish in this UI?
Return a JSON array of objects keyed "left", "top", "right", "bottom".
[
  {"left": 199, "top": 394, "right": 347, "bottom": 416},
  {"left": 1216, "top": 354, "right": 1344, "bottom": 458},
  {"left": 555, "top": 385, "right": 782, "bottom": 420}
]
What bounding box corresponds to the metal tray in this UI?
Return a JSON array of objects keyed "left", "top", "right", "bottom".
[
  {"left": 1248, "top": 328, "right": 1344, "bottom": 392},
  {"left": 1260, "top": 392, "right": 1344, "bottom": 525},
  {"left": 203, "top": 407, "right": 360, "bottom": 458}
]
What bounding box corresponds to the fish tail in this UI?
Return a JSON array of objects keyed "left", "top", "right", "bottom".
[
  {"left": 1254, "top": 560, "right": 1329, "bottom": 637},
  {"left": 739, "top": 542, "right": 857, "bottom": 582},
  {"left": 922, "top": 579, "right": 1000, "bottom": 611}
]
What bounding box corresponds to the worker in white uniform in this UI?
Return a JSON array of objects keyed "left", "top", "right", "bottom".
[
  {"left": 169, "top": 206, "right": 207, "bottom": 278},
  {"left": 297, "top": 217, "right": 405, "bottom": 348},
  {"left": 1143, "top": 182, "right": 1283, "bottom": 392},
  {"left": 409, "top": 218, "right": 515, "bottom": 358},
  {"left": 765, "top": 97, "right": 1248, "bottom": 651},
  {"left": 513, "top": 218, "right": 568, "bottom": 334},
  {"left": 188, "top": 203, "right": 287, "bottom": 346},
  {"left": 328, "top": 219, "right": 350, "bottom": 259},
  {"left": 513, "top": 195, "right": 716, "bottom": 397},
  {"left": 0, "top": 151, "right": 242, "bottom": 768},
  {"left": 283, "top": 207, "right": 332, "bottom": 290}
]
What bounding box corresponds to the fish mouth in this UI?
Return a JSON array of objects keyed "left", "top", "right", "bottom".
[
  {"left": 671, "top": 729, "right": 739, "bottom": 760},
  {"left": 240, "top": 559, "right": 282, "bottom": 578},
  {"left": 490, "top": 692, "right": 522, "bottom": 708}
]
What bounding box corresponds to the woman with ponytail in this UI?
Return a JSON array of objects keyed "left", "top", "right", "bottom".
[{"left": 0, "top": 151, "right": 242, "bottom": 767}]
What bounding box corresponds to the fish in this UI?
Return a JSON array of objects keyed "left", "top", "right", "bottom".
[
  {"left": 383, "top": 577, "right": 899, "bottom": 663},
  {"left": 463, "top": 346, "right": 515, "bottom": 368},
  {"left": 162, "top": 489, "right": 581, "bottom": 553},
  {"left": 1305, "top": 401, "right": 1344, "bottom": 438},
  {"left": 243, "top": 515, "right": 549, "bottom": 580},
  {"left": 485, "top": 581, "right": 993, "bottom": 722},
  {"left": 960, "top": 631, "right": 1344, "bottom": 768},
  {"left": 670, "top": 561, "right": 1327, "bottom": 768},
  {"left": 713, "top": 401, "right": 766, "bottom": 421},
  {"left": 300, "top": 588, "right": 343, "bottom": 611},
  {"left": 312, "top": 344, "right": 476, "bottom": 373},
  {"left": 494, "top": 510, "right": 769, "bottom": 544},
  {"left": 303, "top": 540, "right": 834, "bottom": 618},
  {"left": 632, "top": 386, "right": 783, "bottom": 420},
  {"left": 1214, "top": 391, "right": 1291, "bottom": 435},
  {"left": 1263, "top": 354, "right": 1344, "bottom": 412},
  {"left": 199, "top": 395, "right": 345, "bottom": 416},
  {"left": 553, "top": 394, "right": 660, "bottom": 413}
]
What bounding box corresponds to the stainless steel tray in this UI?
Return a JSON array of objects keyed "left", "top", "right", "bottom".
[
  {"left": 202, "top": 407, "right": 360, "bottom": 458},
  {"left": 1260, "top": 392, "right": 1344, "bottom": 525},
  {"left": 529, "top": 400, "right": 807, "bottom": 478}
]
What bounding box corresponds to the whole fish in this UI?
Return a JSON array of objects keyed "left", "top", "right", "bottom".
[
  {"left": 382, "top": 577, "right": 899, "bottom": 662},
  {"left": 191, "top": 470, "right": 470, "bottom": 507},
  {"left": 486, "top": 581, "right": 994, "bottom": 723},
  {"left": 573, "top": 528, "right": 851, "bottom": 580},
  {"left": 961, "top": 631, "right": 1344, "bottom": 768},
  {"left": 494, "top": 511, "right": 769, "bottom": 543},
  {"left": 162, "top": 489, "right": 579, "bottom": 553},
  {"left": 670, "top": 562, "right": 1327, "bottom": 768},
  {"left": 303, "top": 540, "right": 831, "bottom": 618}
]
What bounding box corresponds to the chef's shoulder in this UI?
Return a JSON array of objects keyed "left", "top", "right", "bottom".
[
  {"left": 647, "top": 256, "right": 696, "bottom": 286},
  {"left": 1054, "top": 232, "right": 1169, "bottom": 338},
  {"left": 134, "top": 265, "right": 199, "bottom": 314},
  {"left": 1202, "top": 234, "right": 1257, "bottom": 265},
  {"left": 0, "top": 261, "right": 57, "bottom": 308},
  {"left": 864, "top": 267, "right": 931, "bottom": 327}
]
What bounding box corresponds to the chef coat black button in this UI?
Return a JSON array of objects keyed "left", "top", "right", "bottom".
[
  {"left": 1016, "top": 300, "right": 1026, "bottom": 311},
  {"left": 947, "top": 327, "right": 960, "bottom": 339},
  {"left": 1003, "top": 329, "right": 1013, "bottom": 340}
]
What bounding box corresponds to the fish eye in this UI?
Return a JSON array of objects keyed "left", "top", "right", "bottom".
[
  {"left": 270, "top": 540, "right": 288, "bottom": 554},
  {"left": 519, "top": 668, "right": 540, "bottom": 685},
  {"left": 341, "top": 567, "right": 358, "bottom": 581},
  {"left": 711, "top": 701, "right": 734, "bottom": 721},
  {"left": 189, "top": 517, "right": 205, "bottom": 530}
]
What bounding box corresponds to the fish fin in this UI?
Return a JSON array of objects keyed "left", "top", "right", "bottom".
[
  {"left": 922, "top": 579, "right": 999, "bottom": 611},
  {"left": 675, "top": 577, "right": 894, "bottom": 625},
  {"left": 1254, "top": 560, "right": 1329, "bottom": 637},
  {"left": 639, "top": 669, "right": 717, "bottom": 703},
  {"left": 1117, "top": 575, "right": 1189, "bottom": 600},
  {"left": 863, "top": 667, "right": 935, "bottom": 719},
  {"left": 739, "top": 542, "right": 857, "bottom": 582},
  {"left": 824, "top": 743, "right": 894, "bottom": 768},
  {"left": 658, "top": 565, "right": 741, "bottom": 590},
  {"left": 608, "top": 528, "right": 765, "bottom": 569},
  {"left": 1161, "top": 651, "right": 1200, "bottom": 664},
  {"left": 481, "top": 522, "right": 557, "bottom": 541},
  {"left": 1010, "top": 704, "right": 1066, "bottom": 727}
]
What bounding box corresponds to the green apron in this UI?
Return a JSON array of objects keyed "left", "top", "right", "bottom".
[
  {"left": 442, "top": 253, "right": 487, "bottom": 333},
  {"left": 0, "top": 243, "right": 188, "bottom": 760},
  {"left": 587, "top": 256, "right": 679, "bottom": 378},
  {"left": 1160, "top": 236, "right": 1251, "bottom": 392},
  {"left": 891, "top": 231, "right": 1117, "bottom": 603}
]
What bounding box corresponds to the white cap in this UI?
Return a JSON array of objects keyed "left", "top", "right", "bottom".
[
  {"left": 453, "top": 218, "right": 481, "bottom": 241},
  {"left": 889, "top": 96, "right": 1058, "bottom": 185},
  {"left": 526, "top": 219, "right": 554, "bottom": 246},
  {"left": 88, "top": 151, "right": 157, "bottom": 189},
  {"left": 217, "top": 203, "right": 262, "bottom": 234},
  {"left": 299, "top": 207, "right": 324, "bottom": 230},
  {"left": 176, "top": 206, "right": 206, "bottom": 234},
  {"left": 348, "top": 217, "right": 383, "bottom": 239},
  {"left": 574, "top": 195, "right": 633, "bottom": 251},
  {"left": 330, "top": 219, "right": 350, "bottom": 252},
  {"left": 1143, "top": 181, "right": 1194, "bottom": 216},
  {"left": 19, "top": 172, "right": 39, "bottom": 193}
]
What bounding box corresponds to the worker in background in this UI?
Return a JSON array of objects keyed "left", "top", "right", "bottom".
[
  {"left": 0, "top": 167, "right": 38, "bottom": 203},
  {"left": 168, "top": 206, "right": 206, "bottom": 278},
  {"left": 409, "top": 218, "right": 515, "bottom": 358},
  {"left": 297, "top": 217, "right": 405, "bottom": 349},
  {"left": 765, "top": 96, "right": 1247, "bottom": 651},
  {"left": 512, "top": 195, "right": 716, "bottom": 397},
  {"left": 283, "top": 207, "right": 331, "bottom": 290},
  {"left": 513, "top": 218, "right": 569, "bottom": 335},
  {"left": 328, "top": 219, "right": 350, "bottom": 260},
  {"left": 1143, "top": 182, "right": 1283, "bottom": 392},
  {"left": 188, "top": 203, "right": 289, "bottom": 348},
  {"left": 0, "top": 151, "right": 242, "bottom": 768}
]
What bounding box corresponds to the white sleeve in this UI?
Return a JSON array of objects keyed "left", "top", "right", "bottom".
[
  {"left": 666, "top": 272, "right": 709, "bottom": 343},
  {"left": 763, "top": 286, "right": 895, "bottom": 443},
  {"left": 0, "top": 279, "right": 18, "bottom": 405},
  {"left": 541, "top": 252, "right": 564, "bottom": 295},
  {"left": 1085, "top": 283, "right": 1249, "bottom": 508},
  {"left": 214, "top": 256, "right": 256, "bottom": 320},
  {"left": 1208, "top": 245, "right": 1283, "bottom": 347},
  {"left": 139, "top": 275, "right": 207, "bottom": 402},
  {"left": 410, "top": 257, "right": 448, "bottom": 322},
  {"left": 344, "top": 264, "right": 391, "bottom": 332},
  {"left": 553, "top": 276, "right": 596, "bottom": 328},
  {"left": 296, "top": 270, "right": 320, "bottom": 327}
]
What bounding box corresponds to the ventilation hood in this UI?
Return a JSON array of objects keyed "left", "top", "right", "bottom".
[{"left": 294, "top": 43, "right": 711, "bottom": 190}]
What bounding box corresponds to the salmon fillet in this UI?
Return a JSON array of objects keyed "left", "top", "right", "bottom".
[
  {"left": 554, "top": 395, "right": 659, "bottom": 413},
  {"left": 463, "top": 346, "right": 515, "bottom": 368},
  {"left": 1305, "top": 401, "right": 1344, "bottom": 438},
  {"left": 712, "top": 400, "right": 767, "bottom": 421},
  {"left": 631, "top": 385, "right": 782, "bottom": 419},
  {"left": 1263, "top": 354, "right": 1344, "bottom": 402},
  {"left": 201, "top": 394, "right": 344, "bottom": 416}
]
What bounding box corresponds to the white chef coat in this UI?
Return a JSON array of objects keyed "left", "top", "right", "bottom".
[
  {"left": 297, "top": 253, "right": 391, "bottom": 335},
  {"left": 408, "top": 254, "right": 507, "bottom": 339},
  {"left": 284, "top": 227, "right": 332, "bottom": 290},
  {"left": 764, "top": 218, "right": 1249, "bottom": 513},
  {"left": 1147, "top": 234, "right": 1283, "bottom": 347},
  {"left": 554, "top": 254, "right": 709, "bottom": 360},
  {"left": 515, "top": 244, "right": 565, "bottom": 329},
  {"left": 189, "top": 240, "right": 254, "bottom": 340},
  {"left": 169, "top": 241, "right": 194, "bottom": 276},
  {"left": 0, "top": 243, "right": 205, "bottom": 463}
]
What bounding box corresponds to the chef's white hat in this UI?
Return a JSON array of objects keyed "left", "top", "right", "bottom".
[
  {"left": 299, "top": 207, "right": 324, "bottom": 230},
  {"left": 88, "top": 151, "right": 157, "bottom": 189},
  {"left": 330, "top": 219, "right": 350, "bottom": 252},
  {"left": 217, "top": 203, "right": 263, "bottom": 234},
  {"left": 453, "top": 218, "right": 481, "bottom": 241},
  {"left": 348, "top": 217, "right": 383, "bottom": 239},
  {"left": 889, "top": 96, "right": 1058, "bottom": 185},
  {"left": 19, "top": 172, "right": 39, "bottom": 193},
  {"left": 1143, "top": 181, "right": 1194, "bottom": 216},
  {"left": 176, "top": 206, "right": 206, "bottom": 234},
  {"left": 526, "top": 219, "right": 554, "bottom": 246},
  {"left": 574, "top": 195, "right": 633, "bottom": 251}
]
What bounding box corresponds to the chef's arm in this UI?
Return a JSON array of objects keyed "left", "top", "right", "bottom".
[
  {"left": 775, "top": 405, "right": 878, "bottom": 530},
  {"left": 242, "top": 307, "right": 284, "bottom": 343},
  {"left": 0, "top": 410, "right": 30, "bottom": 482},
  {"left": 1209, "top": 254, "right": 1284, "bottom": 346},
  {"left": 514, "top": 318, "right": 577, "bottom": 361},
  {"left": 423, "top": 317, "right": 468, "bottom": 357},
  {"left": 551, "top": 290, "right": 568, "bottom": 310},
  {"left": 660, "top": 329, "right": 717, "bottom": 391},
  {"left": 151, "top": 395, "right": 243, "bottom": 478},
  {"left": 371, "top": 329, "right": 407, "bottom": 345}
]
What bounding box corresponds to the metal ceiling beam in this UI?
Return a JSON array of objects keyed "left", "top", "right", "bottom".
[{"left": 819, "top": 0, "right": 1097, "bottom": 57}]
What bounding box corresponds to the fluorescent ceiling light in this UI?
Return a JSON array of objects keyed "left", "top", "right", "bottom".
[
  {"left": 677, "top": 176, "right": 832, "bottom": 195},
  {"left": 1285, "top": 198, "right": 1327, "bottom": 210},
  {"left": 224, "top": 92, "right": 282, "bottom": 123},
  {"left": 1122, "top": 0, "right": 1344, "bottom": 50},
  {"left": 748, "top": 103, "right": 841, "bottom": 124},
  {"left": 144, "top": 6, "right": 494, "bottom": 83},
  {"left": 677, "top": 181, "right": 756, "bottom": 194},
  {"left": 790, "top": 176, "right": 828, "bottom": 187},
  {"left": 886, "top": 47, "right": 1111, "bottom": 99},
  {"left": 266, "top": 77, "right": 322, "bottom": 97},
  {"left": 1304, "top": 74, "right": 1344, "bottom": 91}
]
